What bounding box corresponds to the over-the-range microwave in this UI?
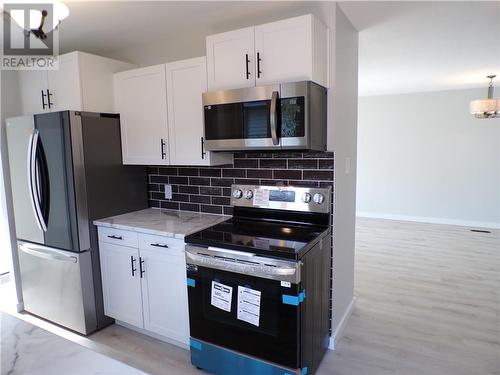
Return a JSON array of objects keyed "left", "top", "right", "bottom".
[{"left": 202, "top": 81, "right": 327, "bottom": 151}]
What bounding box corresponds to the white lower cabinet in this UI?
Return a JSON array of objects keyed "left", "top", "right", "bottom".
[
  {"left": 141, "top": 247, "right": 189, "bottom": 343},
  {"left": 98, "top": 228, "right": 189, "bottom": 346},
  {"left": 99, "top": 242, "right": 143, "bottom": 327}
]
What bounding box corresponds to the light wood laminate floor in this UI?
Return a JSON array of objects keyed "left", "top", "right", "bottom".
[
  {"left": 3, "top": 218, "right": 499, "bottom": 374},
  {"left": 318, "top": 218, "right": 500, "bottom": 375}
]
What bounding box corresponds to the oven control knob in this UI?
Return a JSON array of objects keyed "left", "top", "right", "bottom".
[
  {"left": 313, "top": 193, "right": 324, "bottom": 204},
  {"left": 302, "top": 192, "right": 312, "bottom": 203},
  {"left": 244, "top": 190, "right": 253, "bottom": 199},
  {"left": 232, "top": 189, "right": 243, "bottom": 199}
]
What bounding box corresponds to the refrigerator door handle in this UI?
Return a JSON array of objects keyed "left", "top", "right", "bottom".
[
  {"left": 35, "top": 135, "right": 50, "bottom": 227},
  {"left": 19, "top": 243, "right": 77, "bottom": 263},
  {"left": 28, "top": 130, "right": 47, "bottom": 232}
]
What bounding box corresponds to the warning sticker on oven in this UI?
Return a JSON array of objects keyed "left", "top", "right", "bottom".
[
  {"left": 211, "top": 281, "right": 233, "bottom": 312},
  {"left": 237, "top": 286, "right": 262, "bottom": 327},
  {"left": 253, "top": 188, "right": 269, "bottom": 207}
]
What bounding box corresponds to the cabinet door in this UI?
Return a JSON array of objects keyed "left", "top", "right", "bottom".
[
  {"left": 166, "top": 57, "right": 209, "bottom": 166},
  {"left": 47, "top": 53, "right": 83, "bottom": 112},
  {"left": 140, "top": 245, "right": 189, "bottom": 345},
  {"left": 99, "top": 242, "right": 143, "bottom": 327},
  {"left": 206, "top": 27, "right": 255, "bottom": 90},
  {"left": 114, "top": 65, "right": 169, "bottom": 165},
  {"left": 17, "top": 70, "right": 49, "bottom": 115},
  {"left": 254, "top": 15, "right": 314, "bottom": 86}
]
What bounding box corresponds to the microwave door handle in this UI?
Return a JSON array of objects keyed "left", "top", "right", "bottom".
[{"left": 270, "top": 91, "right": 279, "bottom": 145}]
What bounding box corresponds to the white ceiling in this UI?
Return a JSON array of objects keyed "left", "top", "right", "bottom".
[
  {"left": 57, "top": 1, "right": 324, "bottom": 55},
  {"left": 339, "top": 1, "right": 500, "bottom": 96},
  {"left": 5, "top": 1, "right": 499, "bottom": 96}
]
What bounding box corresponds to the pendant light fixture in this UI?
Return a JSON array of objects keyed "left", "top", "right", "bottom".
[{"left": 470, "top": 75, "right": 500, "bottom": 119}]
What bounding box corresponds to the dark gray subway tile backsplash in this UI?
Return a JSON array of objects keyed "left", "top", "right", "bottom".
[
  {"left": 147, "top": 150, "right": 335, "bottom": 334},
  {"left": 147, "top": 150, "right": 334, "bottom": 216}
]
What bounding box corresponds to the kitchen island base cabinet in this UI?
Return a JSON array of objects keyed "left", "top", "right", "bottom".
[{"left": 98, "top": 227, "right": 189, "bottom": 347}]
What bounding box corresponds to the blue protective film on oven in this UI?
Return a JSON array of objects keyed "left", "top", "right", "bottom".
[
  {"left": 190, "top": 338, "right": 202, "bottom": 350},
  {"left": 190, "top": 338, "right": 299, "bottom": 375},
  {"left": 187, "top": 278, "right": 196, "bottom": 287},
  {"left": 282, "top": 290, "right": 306, "bottom": 306}
]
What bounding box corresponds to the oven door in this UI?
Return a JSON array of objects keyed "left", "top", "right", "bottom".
[
  {"left": 186, "top": 246, "right": 302, "bottom": 369},
  {"left": 203, "top": 85, "right": 282, "bottom": 151}
]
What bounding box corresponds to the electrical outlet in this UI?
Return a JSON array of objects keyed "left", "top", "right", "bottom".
[{"left": 164, "top": 184, "right": 172, "bottom": 199}]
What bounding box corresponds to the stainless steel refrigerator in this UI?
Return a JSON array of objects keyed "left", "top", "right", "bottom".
[{"left": 5, "top": 111, "right": 147, "bottom": 335}]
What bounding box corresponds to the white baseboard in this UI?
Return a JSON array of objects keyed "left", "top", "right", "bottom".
[
  {"left": 356, "top": 212, "right": 500, "bottom": 229},
  {"left": 115, "top": 320, "right": 189, "bottom": 350},
  {"left": 328, "top": 297, "right": 356, "bottom": 350}
]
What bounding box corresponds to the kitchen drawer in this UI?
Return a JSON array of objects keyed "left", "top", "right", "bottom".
[
  {"left": 138, "top": 233, "right": 184, "bottom": 257},
  {"left": 98, "top": 227, "right": 138, "bottom": 248}
]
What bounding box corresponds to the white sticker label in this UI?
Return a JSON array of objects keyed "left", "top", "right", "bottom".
[
  {"left": 253, "top": 188, "right": 270, "bottom": 207},
  {"left": 211, "top": 281, "right": 233, "bottom": 312},
  {"left": 281, "top": 281, "right": 291, "bottom": 288},
  {"left": 237, "top": 286, "right": 262, "bottom": 327}
]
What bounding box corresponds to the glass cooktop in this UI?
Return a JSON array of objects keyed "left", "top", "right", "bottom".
[{"left": 184, "top": 218, "right": 329, "bottom": 260}]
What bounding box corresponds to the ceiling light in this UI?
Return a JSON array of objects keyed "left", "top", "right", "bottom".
[
  {"left": 3, "top": 0, "right": 69, "bottom": 33},
  {"left": 470, "top": 75, "right": 500, "bottom": 119}
]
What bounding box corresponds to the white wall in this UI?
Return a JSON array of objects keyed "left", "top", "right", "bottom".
[
  {"left": 357, "top": 88, "right": 500, "bottom": 228},
  {"left": 329, "top": 6, "right": 358, "bottom": 346},
  {"left": 0, "top": 70, "right": 24, "bottom": 307}
]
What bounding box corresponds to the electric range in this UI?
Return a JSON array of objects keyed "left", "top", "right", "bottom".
[{"left": 184, "top": 184, "right": 332, "bottom": 375}]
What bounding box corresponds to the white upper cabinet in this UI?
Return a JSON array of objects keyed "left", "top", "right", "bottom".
[
  {"left": 114, "top": 65, "right": 170, "bottom": 165},
  {"left": 16, "top": 51, "right": 134, "bottom": 116},
  {"left": 255, "top": 15, "right": 328, "bottom": 87},
  {"left": 206, "top": 14, "right": 328, "bottom": 90},
  {"left": 18, "top": 70, "right": 50, "bottom": 115},
  {"left": 206, "top": 27, "right": 255, "bottom": 90},
  {"left": 166, "top": 57, "right": 231, "bottom": 166},
  {"left": 47, "top": 53, "right": 82, "bottom": 112},
  {"left": 166, "top": 57, "right": 207, "bottom": 165}
]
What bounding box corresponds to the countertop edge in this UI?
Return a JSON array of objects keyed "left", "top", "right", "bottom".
[
  {"left": 93, "top": 221, "right": 185, "bottom": 239},
  {"left": 93, "top": 209, "right": 229, "bottom": 239}
]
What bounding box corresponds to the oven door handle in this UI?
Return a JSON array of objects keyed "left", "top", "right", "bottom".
[
  {"left": 185, "top": 247, "right": 300, "bottom": 283},
  {"left": 207, "top": 246, "right": 255, "bottom": 258}
]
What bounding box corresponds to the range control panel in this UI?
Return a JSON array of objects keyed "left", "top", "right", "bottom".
[{"left": 231, "top": 185, "right": 331, "bottom": 214}]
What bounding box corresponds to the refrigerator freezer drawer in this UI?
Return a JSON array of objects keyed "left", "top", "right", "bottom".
[{"left": 18, "top": 241, "right": 98, "bottom": 334}]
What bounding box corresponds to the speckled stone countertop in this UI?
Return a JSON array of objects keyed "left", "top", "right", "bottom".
[{"left": 93, "top": 208, "right": 229, "bottom": 239}]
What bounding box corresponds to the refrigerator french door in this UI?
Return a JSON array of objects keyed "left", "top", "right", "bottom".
[{"left": 6, "top": 111, "right": 147, "bottom": 334}]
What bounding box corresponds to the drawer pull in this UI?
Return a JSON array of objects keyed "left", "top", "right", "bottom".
[
  {"left": 150, "top": 243, "right": 168, "bottom": 248},
  {"left": 107, "top": 235, "right": 123, "bottom": 240}
]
